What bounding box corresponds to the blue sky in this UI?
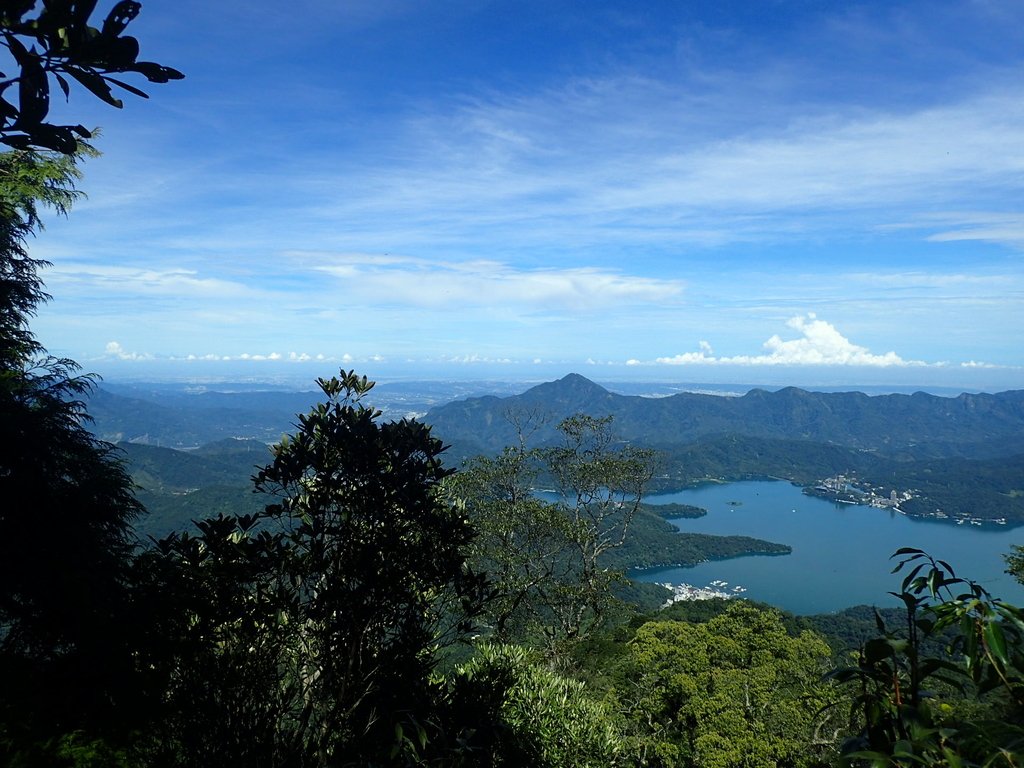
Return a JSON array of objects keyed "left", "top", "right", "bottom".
[{"left": 22, "top": 0, "right": 1024, "bottom": 389}]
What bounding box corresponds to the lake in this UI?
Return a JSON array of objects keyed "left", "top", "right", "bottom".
[{"left": 631, "top": 480, "right": 1024, "bottom": 615}]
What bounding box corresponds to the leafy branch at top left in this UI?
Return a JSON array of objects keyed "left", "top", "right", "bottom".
[{"left": 0, "top": 0, "right": 183, "bottom": 154}]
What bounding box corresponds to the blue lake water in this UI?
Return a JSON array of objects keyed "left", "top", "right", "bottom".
[{"left": 631, "top": 480, "right": 1024, "bottom": 615}]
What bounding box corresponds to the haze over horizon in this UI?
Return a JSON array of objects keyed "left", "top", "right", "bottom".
[{"left": 22, "top": 0, "right": 1024, "bottom": 391}]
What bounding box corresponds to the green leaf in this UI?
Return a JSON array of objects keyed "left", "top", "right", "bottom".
[
  {"left": 900, "top": 563, "right": 925, "bottom": 590},
  {"left": 983, "top": 620, "right": 1009, "bottom": 668},
  {"left": 893, "top": 547, "right": 924, "bottom": 557}
]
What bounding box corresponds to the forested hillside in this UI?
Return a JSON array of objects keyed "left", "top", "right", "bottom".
[
  {"left": 427, "top": 373, "right": 1024, "bottom": 461},
  {"left": 121, "top": 437, "right": 791, "bottom": 570},
  {"left": 426, "top": 374, "right": 1024, "bottom": 523},
  {"left": 85, "top": 380, "right": 523, "bottom": 448},
  {"left": 85, "top": 386, "right": 310, "bottom": 447},
  {"left": 120, "top": 440, "right": 270, "bottom": 537},
  {"left": 86, "top": 373, "right": 1024, "bottom": 522}
]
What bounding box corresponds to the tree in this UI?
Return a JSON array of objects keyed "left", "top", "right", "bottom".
[
  {"left": 129, "top": 512, "right": 293, "bottom": 767},
  {"left": 542, "top": 414, "right": 655, "bottom": 646},
  {"left": 0, "top": 2, "right": 181, "bottom": 756},
  {"left": 1005, "top": 545, "right": 1024, "bottom": 587},
  {"left": 447, "top": 413, "right": 655, "bottom": 655},
  {"left": 445, "top": 643, "right": 626, "bottom": 767},
  {"left": 1, "top": 0, "right": 183, "bottom": 153},
  {"left": 620, "top": 602, "right": 839, "bottom": 768},
  {"left": 0, "top": 146, "right": 148, "bottom": 758},
  {"left": 144, "top": 371, "right": 490, "bottom": 767},
  {"left": 0, "top": 146, "right": 82, "bottom": 362},
  {"left": 444, "top": 413, "right": 572, "bottom": 645}
]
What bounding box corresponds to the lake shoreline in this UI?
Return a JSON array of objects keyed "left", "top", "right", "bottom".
[{"left": 632, "top": 479, "right": 1024, "bottom": 615}]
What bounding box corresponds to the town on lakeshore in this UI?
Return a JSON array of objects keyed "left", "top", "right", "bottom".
[
  {"left": 659, "top": 580, "right": 748, "bottom": 606},
  {"left": 804, "top": 475, "right": 1008, "bottom": 526}
]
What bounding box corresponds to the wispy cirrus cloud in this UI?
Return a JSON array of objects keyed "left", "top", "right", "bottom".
[
  {"left": 310, "top": 253, "right": 684, "bottom": 311},
  {"left": 46, "top": 265, "right": 256, "bottom": 298},
  {"left": 299, "top": 81, "right": 1024, "bottom": 252}
]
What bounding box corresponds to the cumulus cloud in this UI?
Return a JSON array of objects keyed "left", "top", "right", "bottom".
[
  {"left": 653, "top": 314, "right": 927, "bottom": 367},
  {"left": 103, "top": 341, "right": 152, "bottom": 361},
  {"left": 210, "top": 352, "right": 289, "bottom": 361}
]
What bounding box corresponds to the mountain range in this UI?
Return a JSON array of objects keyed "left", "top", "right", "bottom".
[
  {"left": 425, "top": 373, "right": 1024, "bottom": 462},
  {"left": 86, "top": 374, "right": 1024, "bottom": 525}
]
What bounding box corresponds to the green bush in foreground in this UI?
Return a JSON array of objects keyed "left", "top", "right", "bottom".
[{"left": 447, "top": 643, "right": 626, "bottom": 767}]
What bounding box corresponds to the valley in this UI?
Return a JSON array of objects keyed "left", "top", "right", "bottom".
[{"left": 99, "top": 372, "right": 1024, "bottom": 616}]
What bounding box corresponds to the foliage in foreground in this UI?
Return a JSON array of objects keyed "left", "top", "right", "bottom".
[
  {"left": 830, "top": 549, "right": 1024, "bottom": 766},
  {"left": 135, "top": 371, "right": 490, "bottom": 767},
  {"left": 447, "top": 643, "right": 625, "bottom": 767},
  {"left": 0, "top": 146, "right": 150, "bottom": 758},
  {"left": 0, "top": 0, "right": 183, "bottom": 153}
]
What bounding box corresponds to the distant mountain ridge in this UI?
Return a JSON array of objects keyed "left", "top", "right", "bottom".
[
  {"left": 85, "top": 380, "right": 526, "bottom": 448},
  {"left": 97, "top": 374, "right": 1024, "bottom": 530},
  {"left": 425, "top": 373, "right": 1024, "bottom": 461}
]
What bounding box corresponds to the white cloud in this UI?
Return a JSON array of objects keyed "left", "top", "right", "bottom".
[
  {"left": 656, "top": 351, "right": 716, "bottom": 365},
  {"left": 843, "top": 271, "right": 1012, "bottom": 290},
  {"left": 443, "top": 355, "right": 515, "bottom": 365},
  {"left": 102, "top": 341, "right": 152, "bottom": 361},
  {"left": 48, "top": 265, "right": 253, "bottom": 298},
  {"left": 919, "top": 213, "right": 1024, "bottom": 248},
  {"left": 313, "top": 256, "right": 683, "bottom": 312},
  {"left": 25, "top": 8, "right": 1024, "bottom": 375},
  {"left": 235, "top": 352, "right": 284, "bottom": 361},
  {"left": 653, "top": 314, "right": 927, "bottom": 367},
  {"left": 303, "top": 79, "right": 1024, "bottom": 250}
]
